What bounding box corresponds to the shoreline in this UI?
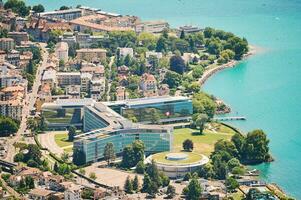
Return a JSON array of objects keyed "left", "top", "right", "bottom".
[{"left": 199, "top": 45, "right": 260, "bottom": 86}]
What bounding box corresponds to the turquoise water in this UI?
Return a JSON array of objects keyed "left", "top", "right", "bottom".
[{"left": 27, "top": 0, "right": 301, "bottom": 197}]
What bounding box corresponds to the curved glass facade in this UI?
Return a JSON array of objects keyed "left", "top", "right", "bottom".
[{"left": 74, "top": 128, "right": 172, "bottom": 164}]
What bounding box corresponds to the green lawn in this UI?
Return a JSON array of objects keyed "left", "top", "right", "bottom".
[
  {"left": 173, "top": 123, "right": 236, "bottom": 156},
  {"left": 152, "top": 152, "right": 203, "bottom": 165},
  {"left": 54, "top": 132, "right": 73, "bottom": 148}
]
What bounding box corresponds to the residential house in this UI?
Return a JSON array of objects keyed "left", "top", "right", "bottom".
[
  {"left": 116, "top": 86, "right": 129, "bottom": 101},
  {"left": 117, "top": 65, "right": 129, "bottom": 76},
  {"left": 158, "top": 84, "right": 170, "bottom": 96},
  {"left": 41, "top": 68, "right": 57, "bottom": 90},
  {"left": 139, "top": 73, "right": 157, "bottom": 97},
  {"left": 64, "top": 184, "right": 82, "bottom": 200},
  {"left": 118, "top": 47, "right": 134, "bottom": 58},
  {"left": 28, "top": 188, "right": 54, "bottom": 200}
]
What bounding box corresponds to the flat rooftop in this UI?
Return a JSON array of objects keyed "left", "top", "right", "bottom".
[
  {"left": 42, "top": 98, "right": 95, "bottom": 109},
  {"left": 104, "top": 96, "right": 191, "bottom": 107}
]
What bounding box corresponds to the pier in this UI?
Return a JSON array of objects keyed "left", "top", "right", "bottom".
[{"left": 214, "top": 116, "right": 246, "bottom": 121}]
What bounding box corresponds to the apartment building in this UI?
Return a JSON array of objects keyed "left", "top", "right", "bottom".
[
  {"left": 57, "top": 72, "right": 81, "bottom": 88},
  {"left": 0, "top": 38, "right": 15, "bottom": 51},
  {"left": 76, "top": 48, "right": 107, "bottom": 62}
]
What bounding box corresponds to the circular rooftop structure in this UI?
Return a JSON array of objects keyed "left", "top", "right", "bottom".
[
  {"left": 166, "top": 153, "right": 188, "bottom": 161},
  {"left": 146, "top": 152, "right": 209, "bottom": 178}
]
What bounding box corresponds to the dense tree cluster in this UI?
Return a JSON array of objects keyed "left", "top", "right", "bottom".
[
  {"left": 0, "top": 116, "right": 19, "bottom": 136},
  {"left": 204, "top": 27, "right": 249, "bottom": 60},
  {"left": 4, "top": 0, "right": 30, "bottom": 17},
  {"left": 192, "top": 92, "right": 217, "bottom": 119},
  {"left": 14, "top": 144, "right": 49, "bottom": 171},
  {"left": 121, "top": 140, "right": 145, "bottom": 168},
  {"left": 182, "top": 178, "right": 203, "bottom": 200},
  {"left": 141, "top": 160, "right": 170, "bottom": 198},
  {"left": 199, "top": 130, "right": 271, "bottom": 180}
]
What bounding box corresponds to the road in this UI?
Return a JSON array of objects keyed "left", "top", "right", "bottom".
[{"left": 5, "top": 43, "right": 49, "bottom": 162}]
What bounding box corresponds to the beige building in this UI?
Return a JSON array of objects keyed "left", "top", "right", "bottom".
[
  {"left": 135, "top": 20, "right": 169, "bottom": 33},
  {"left": 116, "top": 86, "right": 129, "bottom": 101},
  {"left": 90, "top": 78, "right": 105, "bottom": 101},
  {"left": 0, "top": 100, "right": 23, "bottom": 121},
  {"left": 80, "top": 73, "right": 92, "bottom": 93},
  {"left": 0, "top": 38, "right": 15, "bottom": 51},
  {"left": 8, "top": 32, "right": 29, "bottom": 45},
  {"left": 76, "top": 48, "right": 107, "bottom": 62},
  {"left": 139, "top": 73, "right": 158, "bottom": 97},
  {"left": 55, "top": 42, "right": 69, "bottom": 63}
]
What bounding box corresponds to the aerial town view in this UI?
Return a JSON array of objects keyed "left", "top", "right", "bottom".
[{"left": 0, "top": 0, "right": 300, "bottom": 199}]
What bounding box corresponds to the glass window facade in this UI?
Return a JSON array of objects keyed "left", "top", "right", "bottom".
[
  {"left": 42, "top": 107, "right": 82, "bottom": 129},
  {"left": 121, "top": 100, "right": 193, "bottom": 123},
  {"left": 83, "top": 108, "right": 109, "bottom": 132},
  {"left": 74, "top": 128, "right": 172, "bottom": 164}
]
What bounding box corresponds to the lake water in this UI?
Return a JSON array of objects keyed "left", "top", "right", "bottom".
[{"left": 27, "top": 0, "right": 301, "bottom": 197}]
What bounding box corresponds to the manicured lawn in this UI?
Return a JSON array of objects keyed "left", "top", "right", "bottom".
[
  {"left": 230, "top": 190, "right": 244, "bottom": 200},
  {"left": 173, "top": 123, "right": 236, "bottom": 156},
  {"left": 54, "top": 132, "right": 73, "bottom": 148},
  {"left": 152, "top": 152, "right": 203, "bottom": 165}
]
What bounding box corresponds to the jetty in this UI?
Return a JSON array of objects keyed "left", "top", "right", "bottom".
[{"left": 214, "top": 116, "right": 246, "bottom": 121}]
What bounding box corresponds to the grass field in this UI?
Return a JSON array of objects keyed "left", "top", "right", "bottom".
[
  {"left": 54, "top": 132, "right": 73, "bottom": 148},
  {"left": 173, "top": 122, "right": 237, "bottom": 156},
  {"left": 152, "top": 152, "right": 203, "bottom": 165}
]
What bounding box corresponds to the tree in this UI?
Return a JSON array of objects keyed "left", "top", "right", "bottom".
[
  {"left": 170, "top": 55, "right": 186, "bottom": 74},
  {"left": 242, "top": 130, "right": 270, "bottom": 163},
  {"left": 4, "top": 0, "right": 30, "bottom": 17},
  {"left": 132, "top": 175, "right": 139, "bottom": 191},
  {"left": 183, "top": 172, "right": 192, "bottom": 181},
  {"left": 227, "top": 158, "right": 241, "bottom": 172},
  {"left": 146, "top": 160, "right": 161, "bottom": 187},
  {"left": 199, "top": 163, "right": 214, "bottom": 179},
  {"left": 162, "top": 71, "right": 182, "bottom": 89},
  {"left": 180, "top": 30, "right": 186, "bottom": 39},
  {"left": 103, "top": 142, "right": 116, "bottom": 165},
  {"left": 79, "top": 168, "right": 86, "bottom": 176},
  {"left": 149, "top": 108, "right": 161, "bottom": 124},
  {"left": 32, "top": 4, "right": 45, "bottom": 13},
  {"left": 225, "top": 177, "right": 239, "bottom": 192},
  {"left": 68, "top": 126, "right": 76, "bottom": 141},
  {"left": 192, "top": 92, "right": 217, "bottom": 119},
  {"left": 121, "top": 140, "right": 145, "bottom": 168},
  {"left": 166, "top": 185, "right": 176, "bottom": 199},
  {"left": 59, "top": 59, "right": 65, "bottom": 71},
  {"left": 147, "top": 181, "right": 158, "bottom": 198},
  {"left": 0, "top": 116, "right": 19, "bottom": 137},
  {"left": 61, "top": 152, "right": 69, "bottom": 162},
  {"left": 25, "top": 176, "right": 35, "bottom": 189},
  {"left": 183, "top": 139, "right": 194, "bottom": 152},
  {"left": 124, "top": 176, "right": 133, "bottom": 194},
  {"left": 192, "top": 67, "right": 204, "bottom": 79},
  {"left": 53, "top": 162, "right": 59, "bottom": 172},
  {"left": 59, "top": 5, "right": 69, "bottom": 10},
  {"left": 195, "top": 113, "right": 208, "bottom": 134},
  {"left": 142, "top": 174, "right": 152, "bottom": 192},
  {"left": 89, "top": 172, "right": 96, "bottom": 180},
  {"left": 135, "top": 160, "right": 145, "bottom": 174},
  {"left": 214, "top": 140, "right": 239, "bottom": 158},
  {"left": 185, "top": 178, "right": 202, "bottom": 200},
  {"left": 25, "top": 144, "right": 42, "bottom": 163},
  {"left": 156, "top": 37, "right": 167, "bottom": 52},
  {"left": 81, "top": 188, "right": 94, "bottom": 199}
]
